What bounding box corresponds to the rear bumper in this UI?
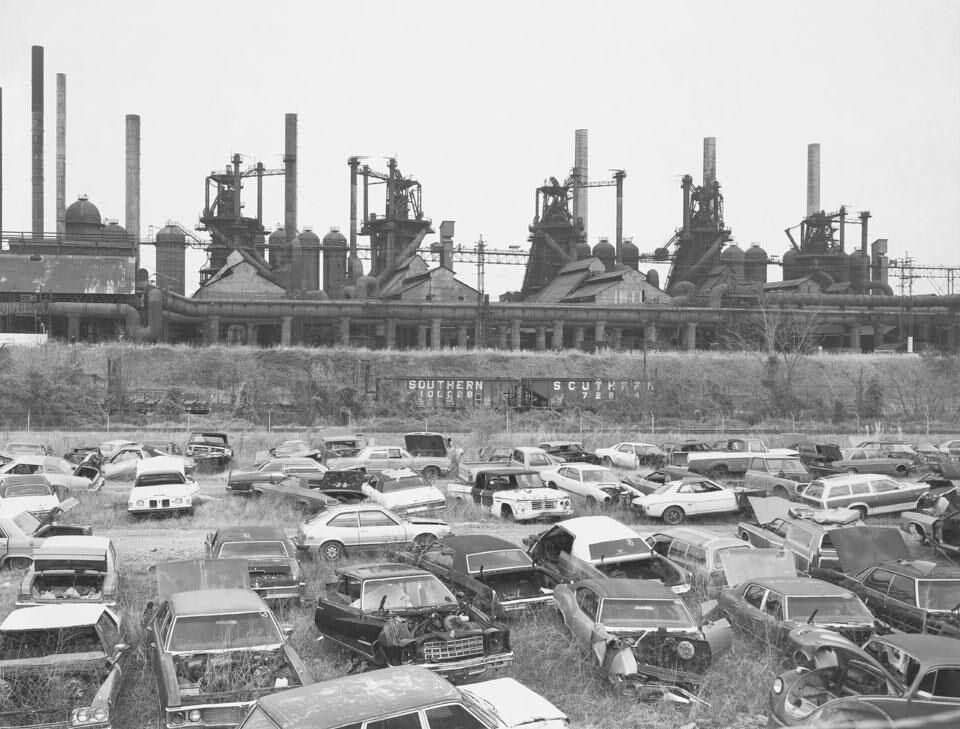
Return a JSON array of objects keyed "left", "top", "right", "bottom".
[{"left": 252, "top": 584, "right": 304, "bottom": 602}]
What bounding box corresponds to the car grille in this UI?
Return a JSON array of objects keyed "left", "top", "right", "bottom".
[
  {"left": 150, "top": 499, "right": 171, "bottom": 508},
  {"left": 529, "top": 500, "right": 558, "bottom": 510},
  {"left": 422, "top": 635, "right": 484, "bottom": 661}
]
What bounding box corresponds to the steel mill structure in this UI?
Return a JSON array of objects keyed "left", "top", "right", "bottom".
[{"left": 1, "top": 45, "right": 959, "bottom": 352}]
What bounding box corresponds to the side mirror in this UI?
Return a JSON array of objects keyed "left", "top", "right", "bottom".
[{"left": 281, "top": 623, "right": 294, "bottom": 638}]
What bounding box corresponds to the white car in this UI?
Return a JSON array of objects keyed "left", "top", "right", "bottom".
[
  {"left": 362, "top": 468, "right": 446, "bottom": 515},
  {"left": 541, "top": 463, "right": 642, "bottom": 508},
  {"left": 632, "top": 477, "right": 740, "bottom": 525},
  {"left": 100, "top": 444, "right": 195, "bottom": 480},
  {"left": 0, "top": 455, "right": 104, "bottom": 492},
  {"left": 127, "top": 457, "right": 199, "bottom": 518},
  {"left": 0, "top": 475, "right": 60, "bottom": 518},
  {"left": 594, "top": 442, "right": 665, "bottom": 469}
]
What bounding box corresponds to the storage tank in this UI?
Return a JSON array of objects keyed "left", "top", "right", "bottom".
[
  {"left": 592, "top": 239, "right": 615, "bottom": 270},
  {"left": 64, "top": 194, "right": 102, "bottom": 237},
  {"left": 645, "top": 268, "right": 660, "bottom": 289},
  {"left": 621, "top": 239, "right": 639, "bottom": 270},
  {"left": 289, "top": 234, "right": 304, "bottom": 291},
  {"left": 267, "top": 225, "right": 286, "bottom": 267},
  {"left": 575, "top": 241, "right": 592, "bottom": 260},
  {"left": 155, "top": 222, "right": 186, "bottom": 295},
  {"left": 299, "top": 227, "right": 321, "bottom": 291},
  {"left": 720, "top": 243, "right": 745, "bottom": 279},
  {"left": 782, "top": 248, "right": 799, "bottom": 281},
  {"left": 322, "top": 226, "right": 348, "bottom": 298},
  {"left": 744, "top": 244, "right": 768, "bottom": 283},
  {"left": 848, "top": 251, "right": 865, "bottom": 292}
]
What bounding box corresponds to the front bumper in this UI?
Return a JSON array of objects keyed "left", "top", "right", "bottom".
[
  {"left": 421, "top": 651, "right": 514, "bottom": 681},
  {"left": 164, "top": 701, "right": 248, "bottom": 729},
  {"left": 512, "top": 507, "right": 571, "bottom": 522},
  {"left": 128, "top": 504, "right": 192, "bottom": 516}
]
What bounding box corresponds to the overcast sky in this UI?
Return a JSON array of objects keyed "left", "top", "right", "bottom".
[{"left": 1, "top": 0, "right": 958, "bottom": 296}]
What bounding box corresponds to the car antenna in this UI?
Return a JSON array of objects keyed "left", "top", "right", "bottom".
[{"left": 806, "top": 608, "right": 819, "bottom": 624}]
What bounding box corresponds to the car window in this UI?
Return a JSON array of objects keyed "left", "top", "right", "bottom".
[
  {"left": 769, "top": 520, "right": 791, "bottom": 539},
  {"left": 337, "top": 575, "right": 362, "bottom": 605},
  {"left": 887, "top": 575, "right": 916, "bottom": 604},
  {"left": 863, "top": 569, "right": 895, "bottom": 593},
  {"left": 917, "top": 669, "right": 960, "bottom": 699},
  {"left": 368, "top": 450, "right": 388, "bottom": 459},
  {"left": 387, "top": 449, "right": 403, "bottom": 458},
  {"left": 850, "top": 482, "right": 870, "bottom": 496},
  {"left": 872, "top": 480, "right": 900, "bottom": 494},
  {"left": 97, "top": 612, "right": 119, "bottom": 648},
  {"left": 851, "top": 450, "right": 865, "bottom": 460},
  {"left": 359, "top": 510, "right": 398, "bottom": 528},
  {"left": 677, "top": 483, "right": 693, "bottom": 494},
  {"left": 576, "top": 587, "right": 600, "bottom": 620},
  {"left": 424, "top": 704, "right": 486, "bottom": 729},
  {"left": 804, "top": 484, "right": 824, "bottom": 500},
  {"left": 365, "top": 712, "right": 422, "bottom": 729},
  {"left": 156, "top": 602, "right": 173, "bottom": 644},
  {"left": 327, "top": 512, "right": 359, "bottom": 529},
  {"left": 618, "top": 445, "right": 633, "bottom": 453},
  {"left": 667, "top": 541, "right": 688, "bottom": 561},
  {"left": 686, "top": 545, "right": 707, "bottom": 565},
  {"left": 787, "top": 526, "right": 814, "bottom": 549},
  {"left": 764, "top": 591, "right": 784, "bottom": 619},
  {"left": 827, "top": 484, "right": 850, "bottom": 497},
  {"left": 115, "top": 451, "right": 141, "bottom": 462},
  {"left": 744, "top": 584, "right": 766, "bottom": 608}
]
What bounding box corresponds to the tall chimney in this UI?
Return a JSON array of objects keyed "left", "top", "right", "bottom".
[
  {"left": 56, "top": 73, "right": 65, "bottom": 237},
  {"left": 125, "top": 114, "right": 140, "bottom": 260},
  {"left": 573, "top": 129, "right": 588, "bottom": 242},
  {"left": 1, "top": 86, "right": 4, "bottom": 236},
  {"left": 31, "top": 45, "right": 43, "bottom": 238},
  {"left": 702, "top": 136, "right": 717, "bottom": 189},
  {"left": 284, "top": 113, "right": 297, "bottom": 263},
  {"left": 806, "top": 143, "right": 821, "bottom": 216}
]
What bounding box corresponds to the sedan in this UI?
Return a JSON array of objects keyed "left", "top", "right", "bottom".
[
  {"left": 205, "top": 525, "right": 305, "bottom": 605},
  {"left": 543, "top": 464, "right": 642, "bottom": 508},
  {"left": 0, "top": 475, "right": 60, "bottom": 518},
  {"left": 632, "top": 478, "right": 740, "bottom": 525},
  {"left": 99, "top": 444, "right": 195, "bottom": 480},
  {"left": 0, "top": 456, "right": 104, "bottom": 493},
  {"left": 294, "top": 504, "right": 451, "bottom": 561},
  {"left": 833, "top": 447, "right": 914, "bottom": 476},
  {"left": 226, "top": 457, "right": 327, "bottom": 494},
  {"left": 594, "top": 442, "right": 665, "bottom": 469}
]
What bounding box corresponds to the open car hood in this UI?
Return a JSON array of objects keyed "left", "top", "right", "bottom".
[
  {"left": 786, "top": 625, "right": 899, "bottom": 686},
  {"left": 830, "top": 526, "right": 911, "bottom": 575},
  {"left": 27, "top": 497, "right": 80, "bottom": 534},
  {"left": 157, "top": 558, "right": 249, "bottom": 598},
  {"left": 747, "top": 495, "right": 795, "bottom": 525},
  {"left": 720, "top": 548, "right": 797, "bottom": 586},
  {"left": 404, "top": 433, "right": 447, "bottom": 456}
]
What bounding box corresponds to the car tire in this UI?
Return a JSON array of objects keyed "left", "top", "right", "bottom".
[
  {"left": 422, "top": 466, "right": 440, "bottom": 482},
  {"left": 4, "top": 556, "right": 31, "bottom": 571},
  {"left": 602, "top": 456, "right": 613, "bottom": 468},
  {"left": 772, "top": 485, "right": 790, "bottom": 500},
  {"left": 501, "top": 506, "right": 515, "bottom": 522},
  {"left": 320, "top": 541, "right": 344, "bottom": 562},
  {"left": 413, "top": 533, "right": 437, "bottom": 549},
  {"left": 845, "top": 467, "right": 858, "bottom": 474},
  {"left": 662, "top": 506, "right": 685, "bottom": 525},
  {"left": 707, "top": 465, "right": 728, "bottom": 481},
  {"left": 895, "top": 464, "right": 908, "bottom": 475}
]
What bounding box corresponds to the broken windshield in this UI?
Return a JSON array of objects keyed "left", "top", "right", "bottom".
[{"left": 0, "top": 626, "right": 103, "bottom": 659}]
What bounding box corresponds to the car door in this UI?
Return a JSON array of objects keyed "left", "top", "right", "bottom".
[
  {"left": 364, "top": 449, "right": 389, "bottom": 472},
  {"left": 910, "top": 667, "right": 960, "bottom": 717},
  {"left": 145, "top": 601, "right": 175, "bottom": 712},
  {"left": 567, "top": 586, "right": 601, "bottom": 649},
  {"left": 884, "top": 573, "right": 922, "bottom": 633},
  {"left": 857, "top": 568, "right": 895, "bottom": 622},
  {"left": 358, "top": 509, "right": 407, "bottom": 550},
  {"left": 731, "top": 584, "right": 769, "bottom": 640},
  {"left": 316, "top": 574, "right": 366, "bottom": 652},
  {"left": 323, "top": 511, "right": 361, "bottom": 549},
  {"left": 388, "top": 448, "right": 411, "bottom": 470},
  {"left": 555, "top": 467, "right": 579, "bottom": 498},
  {"left": 759, "top": 589, "right": 787, "bottom": 646},
  {"left": 871, "top": 478, "right": 911, "bottom": 514},
  {"left": 691, "top": 480, "right": 735, "bottom": 515},
  {"left": 674, "top": 482, "right": 701, "bottom": 514},
  {"left": 615, "top": 444, "right": 635, "bottom": 468}
]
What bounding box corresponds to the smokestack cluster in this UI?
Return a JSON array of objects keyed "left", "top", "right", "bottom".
[
  {"left": 702, "top": 136, "right": 717, "bottom": 189},
  {"left": 125, "top": 114, "right": 140, "bottom": 260},
  {"left": 31, "top": 45, "right": 43, "bottom": 238},
  {"left": 573, "top": 129, "right": 588, "bottom": 241},
  {"left": 807, "top": 143, "right": 821, "bottom": 216},
  {"left": 56, "top": 73, "right": 65, "bottom": 237}
]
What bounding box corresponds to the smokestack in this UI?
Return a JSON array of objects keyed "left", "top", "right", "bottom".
[
  {"left": 573, "top": 129, "right": 588, "bottom": 242},
  {"left": 56, "top": 73, "right": 65, "bottom": 237},
  {"left": 31, "top": 45, "right": 43, "bottom": 238},
  {"left": 806, "top": 143, "right": 821, "bottom": 216},
  {"left": 284, "top": 113, "right": 297, "bottom": 262},
  {"left": 702, "top": 136, "right": 716, "bottom": 189},
  {"left": 1, "top": 86, "right": 4, "bottom": 236},
  {"left": 125, "top": 114, "right": 140, "bottom": 259}
]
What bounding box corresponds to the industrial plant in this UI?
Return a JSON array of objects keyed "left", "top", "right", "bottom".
[{"left": 2, "top": 45, "right": 959, "bottom": 352}]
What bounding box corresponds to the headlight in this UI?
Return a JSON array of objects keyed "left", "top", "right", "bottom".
[
  {"left": 676, "top": 640, "right": 695, "bottom": 660},
  {"left": 188, "top": 709, "right": 202, "bottom": 722},
  {"left": 172, "top": 497, "right": 181, "bottom": 505},
  {"left": 772, "top": 677, "right": 784, "bottom": 695},
  {"left": 170, "top": 712, "right": 185, "bottom": 725},
  {"left": 136, "top": 499, "right": 144, "bottom": 507}
]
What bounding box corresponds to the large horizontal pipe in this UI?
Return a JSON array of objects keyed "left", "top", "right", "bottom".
[{"left": 765, "top": 292, "right": 960, "bottom": 308}]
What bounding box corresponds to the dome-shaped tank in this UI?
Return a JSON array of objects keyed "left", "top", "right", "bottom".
[
  {"left": 289, "top": 235, "right": 304, "bottom": 291},
  {"left": 720, "top": 243, "right": 745, "bottom": 280},
  {"left": 267, "top": 225, "right": 286, "bottom": 267},
  {"left": 592, "top": 239, "right": 616, "bottom": 270},
  {"left": 744, "top": 244, "right": 769, "bottom": 284},
  {"left": 155, "top": 221, "right": 186, "bottom": 295},
  {"left": 575, "top": 241, "right": 592, "bottom": 260},
  {"left": 64, "top": 194, "right": 102, "bottom": 236},
  {"left": 299, "top": 227, "right": 321, "bottom": 291},
  {"left": 621, "top": 240, "right": 640, "bottom": 270},
  {"left": 782, "top": 248, "right": 799, "bottom": 281},
  {"left": 101, "top": 219, "right": 129, "bottom": 239},
  {"left": 645, "top": 268, "right": 660, "bottom": 289},
  {"left": 322, "top": 226, "right": 348, "bottom": 298}
]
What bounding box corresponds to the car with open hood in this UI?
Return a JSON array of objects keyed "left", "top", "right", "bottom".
[
  {"left": 767, "top": 626, "right": 960, "bottom": 727},
  {"left": 314, "top": 563, "right": 513, "bottom": 683},
  {"left": 362, "top": 468, "right": 446, "bottom": 516},
  {"left": 184, "top": 431, "right": 234, "bottom": 469},
  {"left": 716, "top": 548, "right": 878, "bottom": 651},
  {"left": 0, "top": 455, "right": 104, "bottom": 493},
  {"left": 0, "top": 603, "right": 131, "bottom": 729},
  {"left": 899, "top": 484, "right": 960, "bottom": 552},
  {"left": 646, "top": 526, "right": 754, "bottom": 596},
  {"left": 0, "top": 474, "right": 61, "bottom": 519},
  {"left": 554, "top": 577, "right": 731, "bottom": 703},
  {"left": 143, "top": 558, "right": 313, "bottom": 729},
  {"left": 632, "top": 477, "right": 742, "bottom": 524},
  {"left": 523, "top": 516, "right": 691, "bottom": 594},
  {"left": 2, "top": 441, "right": 49, "bottom": 456},
  {"left": 127, "top": 457, "right": 199, "bottom": 518},
  {"left": 236, "top": 665, "right": 570, "bottom": 729},
  {"left": 542, "top": 463, "right": 642, "bottom": 508},
  {"left": 392, "top": 534, "right": 560, "bottom": 619},
  {"left": 294, "top": 504, "right": 451, "bottom": 561},
  {"left": 0, "top": 499, "right": 91, "bottom": 570},
  {"left": 16, "top": 536, "right": 120, "bottom": 608},
  {"left": 205, "top": 526, "right": 305, "bottom": 605},
  {"left": 295, "top": 469, "right": 369, "bottom": 505},
  {"left": 99, "top": 443, "right": 196, "bottom": 480},
  {"left": 826, "top": 525, "right": 960, "bottom": 638}
]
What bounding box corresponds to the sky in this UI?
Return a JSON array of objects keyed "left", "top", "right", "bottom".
[{"left": 1, "top": 0, "right": 958, "bottom": 296}]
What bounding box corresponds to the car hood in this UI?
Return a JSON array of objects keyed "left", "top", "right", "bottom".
[
  {"left": 747, "top": 495, "right": 795, "bottom": 525},
  {"left": 830, "top": 526, "right": 911, "bottom": 575},
  {"left": 460, "top": 678, "right": 568, "bottom": 728},
  {"left": 720, "top": 548, "right": 797, "bottom": 586},
  {"left": 157, "top": 558, "right": 250, "bottom": 598},
  {"left": 786, "top": 625, "right": 900, "bottom": 685}
]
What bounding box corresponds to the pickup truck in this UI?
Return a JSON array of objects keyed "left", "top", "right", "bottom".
[
  {"left": 685, "top": 439, "right": 796, "bottom": 479},
  {"left": 447, "top": 467, "right": 572, "bottom": 522},
  {"left": 741, "top": 454, "right": 812, "bottom": 500},
  {"left": 508, "top": 447, "right": 561, "bottom": 473}
]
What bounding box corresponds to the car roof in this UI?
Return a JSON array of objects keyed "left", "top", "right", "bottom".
[
  {"left": 652, "top": 527, "right": 748, "bottom": 550},
  {"left": 745, "top": 577, "right": 853, "bottom": 596},
  {"left": 34, "top": 535, "right": 111, "bottom": 555},
  {"left": 320, "top": 503, "right": 395, "bottom": 518},
  {"left": 0, "top": 474, "right": 51, "bottom": 486},
  {"left": 871, "top": 560, "right": 960, "bottom": 579},
  {"left": 513, "top": 446, "right": 548, "bottom": 454},
  {"left": 812, "top": 474, "right": 901, "bottom": 485},
  {"left": 256, "top": 666, "right": 459, "bottom": 728},
  {"left": 0, "top": 603, "right": 109, "bottom": 631},
  {"left": 870, "top": 633, "right": 960, "bottom": 666},
  {"left": 578, "top": 578, "right": 677, "bottom": 600},
  {"left": 560, "top": 463, "right": 610, "bottom": 471},
  {"left": 214, "top": 526, "right": 287, "bottom": 542},
  {"left": 539, "top": 441, "right": 580, "bottom": 447},
  {"left": 340, "top": 562, "right": 429, "bottom": 580},
  {"left": 436, "top": 534, "right": 522, "bottom": 554},
  {"left": 169, "top": 588, "right": 268, "bottom": 615},
  {"left": 558, "top": 516, "right": 640, "bottom": 540}
]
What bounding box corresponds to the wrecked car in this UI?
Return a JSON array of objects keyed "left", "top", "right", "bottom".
[
  {"left": 767, "top": 626, "right": 960, "bottom": 727},
  {"left": 0, "top": 455, "right": 104, "bottom": 493},
  {"left": 99, "top": 443, "right": 196, "bottom": 480},
  {"left": 226, "top": 458, "right": 327, "bottom": 495},
  {"left": 314, "top": 563, "right": 513, "bottom": 682},
  {"left": 393, "top": 534, "right": 559, "bottom": 619},
  {"left": 184, "top": 431, "right": 234, "bottom": 469},
  {"left": 404, "top": 432, "right": 457, "bottom": 479},
  {"left": 632, "top": 477, "right": 743, "bottom": 524},
  {"left": 595, "top": 442, "right": 666, "bottom": 469},
  {"left": 742, "top": 454, "right": 812, "bottom": 500},
  {"left": 205, "top": 526, "right": 306, "bottom": 606},
  {"left": 294, "top": 504, "right": 451, "bottom": 561},
  {"left": 237, "top": 665, "right": 570, "bottom": 729},
  {"left": 144, "top": 559, "right": 313, "bottom": 729},
  {"left": 717, "top": 548, "right": 878, "bottom": 650},
  {"left": 542, "top": 463, "right": 643, "bottom": 509},
  {"left": 16, "top": 536, "right": 120, "bottom": 608},
  {"left": 827, "top": 525, "right": 960, "bottom": 637},
  {"left": 523, "top": 516, "right": 691, "bottom": 594},
  {"left": 295, "top": 469, "right": 369, "bottom": 504},
  {"left": 127, "top": 457, "right": 199, "bottom": 518},
  {"left": 830, "top": 447, "right": 915, "bottom": 477},
  {"left": 362, "top": 468, "right": 446, "bottom": 516},
  {"left": 618, "top": 468, "right": 676, "bottom": 496},
  {"left": 447, "top": 467, "right": 572, "bottom": 522},
  {"left": 646, "top": 527, "right": 754, "bottom": 596},
  {"left": 0, "top": 603, "right": 131, "bottom": 728},
  {"left": 899, "top": 487, "right": 960, "bottom": 552},
  {"left": 0, "top": 474, "right": 61, "bottom": 518},
  {"left": 2, "top": 441, "right": 49, "bottom": 456},
  {"left": 797, "top": 473, "right": 928, "bottom": 517},
  {"left": 325, "top": 445, "right": 449, "bottom": 480},
  {"left": 0, "top": 499, "right": 92, "bottom": 570},
  {"left": 554, "top": 577, "right": 731, "bottom": 703},
  {"left": 538, "top": 441, "right": 601, "bottom": 465}
]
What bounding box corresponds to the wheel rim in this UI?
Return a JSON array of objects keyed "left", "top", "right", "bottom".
[
  {"left": 664, "top": 508, "right": 683, "bottom": 525},
  {"left": 322, "top": 543, "right": 342, "bottom": 561}
]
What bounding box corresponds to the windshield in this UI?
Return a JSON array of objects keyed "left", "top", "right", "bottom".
[
  {"left": 134, "top": 473, "right": 186, "bottom": 487},
  {"left": 379, "top": 477, "right": 427, "bottom": 493},
  {"left": 599, "top": 598, "right": 694, "bottom": 628},
  {"left": 513, "top": 473, "right": 545, "bottom": 489},
  {"left": 765, "top": 459, "right": 805, "bottom": 472},
  {"left": 2, "top": 482, "right": 52, "bottom": 498},
  {"left": 190, "top": 434, "right": 227, "bottom": 446},
  {"left": 359, "top": 575, "right": 457, "bottom": 611},
  {"left": 918, "top": 580, "right": 960, "bottom": 611},
  {"left": 0, "top": 626, "right": 103, "bottom": 658},
  {"left": 527, "top": 454, "right": 550, "bottom": 466},
  {"left": 804, "top": 484, "right": 824, "bottom": 499},
  {"left": 581, "top": 469, "right": 614, "bottom": 483},
  {"left": 465, "top": 549, "right": 533, "bottom": 574},
  {"left": 218, "top": 541, "right": 289, "bottom": 558},
  {"left": 587, "top": 538, "right": 649, "bottom": 560},
  {"left": 864, "top": 640, "right": 921, "bottom": 687},
  {"left": 786, "top": 595, "right": 874, "bottom": 622},
  {"left": 168, "top": 611, "right": 281, "bottom": 652}
]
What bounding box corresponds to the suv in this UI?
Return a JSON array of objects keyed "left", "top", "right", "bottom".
[
  {"left": 798, "top": 474, "right": 928, "bottom": 518},
  {"left": 184, "top": 431, "right": 233, "bottom": 469}
]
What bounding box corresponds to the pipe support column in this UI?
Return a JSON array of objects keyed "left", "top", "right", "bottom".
[
  {"left": 684, "top": 322, "right": 697, "bottom": 351},
  {"left": 611, "top": 328, "right": 623, "bottom": 350},
  {"left": 497, "top": 325, "right": 508, "bottom": 350},
  {"left": 280, "top": 316, "right": 292, "bottom": 346},
  {"left": 67, "top": 315, "right": 80, "bottom": 342},
  {"left": 552, "top": 319, "right": 564, "bottom": 350},
  {"left": 573, "top": 326, "right": 585, "bottom": 349},
  {"left": 457, "top": 326, "right": 468, "bottom": 349},
  {"left": 535, "top": 326, "right": 546, "bottom": 351},
  {"left": 430, "top": 318, "right": 442, "bottom": 350},
  {"left": 594, "top": 321, "right": 606, "bottom": 347},
  {"left": 849, "top": 325, "right": 861, "bottom": 352},
  {"left": 385, "top": 319, "right": 397, "bottom": 349},
  {"left": 416, "top": 324, "right": 427, "bottom": 349},
  {"left": 340, "top": 317, "right": 351, "bottom": 346},
  {"left": 510, "top": 319, "right": 521, "bottom": 350},
  {"left": 206, "top": 316, "right": 220, "bottom": 345},
  {"left": 644, "top": 325, "right": 657, "bottom": 347}
]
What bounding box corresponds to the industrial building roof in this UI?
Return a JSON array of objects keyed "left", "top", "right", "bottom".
[{"left": 527, "top": 257, "right": 603, "bottom": 303}]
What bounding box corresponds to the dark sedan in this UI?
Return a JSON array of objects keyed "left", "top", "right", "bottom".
[
  {"left": 392, "top": 534, "right": 559, "bottom": 619},
  {"left": 538, "top": 441, "right": 601, "bottom": 465},
  {"left": 205, "top": 525, "right": 305, "bottom": 605}
]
